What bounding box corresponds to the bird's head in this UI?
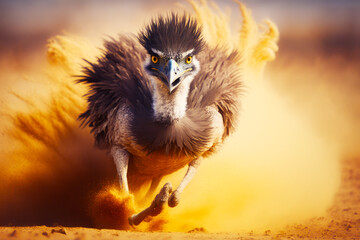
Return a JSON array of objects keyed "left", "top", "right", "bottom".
[{"left": 139, "top": 13, "right": 204, "bottom": 93}]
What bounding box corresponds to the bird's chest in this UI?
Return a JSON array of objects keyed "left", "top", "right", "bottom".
[{"left": 131, "top": 108, "right": 215, "bottom": 157}]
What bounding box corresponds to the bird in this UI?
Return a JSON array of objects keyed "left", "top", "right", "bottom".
[{"left": 78, "top": 13, "right": 242, "bottom": 226}]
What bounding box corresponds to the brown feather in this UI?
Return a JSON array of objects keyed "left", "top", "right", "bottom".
[
  {"left": 189, "top": 46, "right": 243, "bottom": 139},
  {"left": 78, "top": 36, "right": 153, "bottom": 149}
]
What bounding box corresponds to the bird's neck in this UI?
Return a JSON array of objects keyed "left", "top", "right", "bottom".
[{"left": 151, "top": 76, "right": 193, "bottom": 122}]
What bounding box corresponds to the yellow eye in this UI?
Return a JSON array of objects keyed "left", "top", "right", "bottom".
[
  {"left": 185, "top": 56, "right": 192, "bottom": 64},
  {"left": 151, "top": 55, "right": 158, "bottom": 64}
]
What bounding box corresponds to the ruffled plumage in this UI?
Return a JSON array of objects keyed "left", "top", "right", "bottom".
[{"left": 78, "top": 35, "right": 242, "bottom": 159}]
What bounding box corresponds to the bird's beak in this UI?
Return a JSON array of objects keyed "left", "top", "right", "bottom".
[{"left": 165, "top": 59, "right": 182, "bottom": 93}]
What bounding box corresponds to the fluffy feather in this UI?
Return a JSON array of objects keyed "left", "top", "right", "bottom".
[
  {"left": 138, "top": 13, "right": 204, "bottom": 55},
  {"left": 79, "top": 36, "right": 242, "bottom": 156}
]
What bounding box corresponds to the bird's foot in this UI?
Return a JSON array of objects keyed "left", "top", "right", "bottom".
[
  {"left": 129, "top": 182, "right": 172, "bottom": 226},
  {"left": 168, "top": 189, "right": 180, "bottom": 208},
  {"left": 149, "top": 182, "right": 172, "bottom": 216}
]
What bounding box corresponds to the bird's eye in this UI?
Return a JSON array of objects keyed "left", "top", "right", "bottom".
[
  {"left": 185, "top": 56, "right": 192, "bottom": 64},
  {"left": 151, "top": 56, "right": 158, "bottom": 64}
]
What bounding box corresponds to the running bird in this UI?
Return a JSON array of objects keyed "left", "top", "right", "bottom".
[{"left": 79, "top": 13, "right": 242, "bottom": 226}]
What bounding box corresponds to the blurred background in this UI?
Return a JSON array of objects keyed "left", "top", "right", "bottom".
[
  {"left": 0, "top": 0, "right": 359, "bottom": 235},
  {"left": 1, "top": 0, "right": 359, "bottom": 54}
]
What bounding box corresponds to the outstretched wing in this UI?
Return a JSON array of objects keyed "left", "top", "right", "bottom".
[
  {"left": 78, "top": 35, "right": 153, "bottom": 148},
  {"left": 188, "top": 46, "right": 243, "bottom": 139}
]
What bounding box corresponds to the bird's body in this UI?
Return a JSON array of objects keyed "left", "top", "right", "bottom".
[{"left": 79, "top": 14, "right": 242, "bottom": 225}]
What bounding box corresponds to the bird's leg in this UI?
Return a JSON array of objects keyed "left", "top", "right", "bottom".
[
  {"left": 129, "top": 182, "right": 172, "bottom": 226},
  {"left": 110, "top": 145, "right": 130, "bottom": 193},
  {"left": 168, "top": 157, "right": 202, "bottom": 207}
]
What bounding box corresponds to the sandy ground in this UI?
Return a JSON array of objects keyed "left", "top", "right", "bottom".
[
  {"left": 280, "top": 157, "right": 360, "bottom": 239},
  {"left": 0, "top": 226, "right": 271, "bottom": 240},
  {"left": 1, "top": 157, "right": 359, "bottom": 239}
]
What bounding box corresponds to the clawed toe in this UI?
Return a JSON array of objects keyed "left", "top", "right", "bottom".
[{"left": 128, "top": 182, "right": 173, "bottom": 226}]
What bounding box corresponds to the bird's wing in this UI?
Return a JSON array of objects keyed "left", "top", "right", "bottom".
[
  {"left": 78, "top": 35, "right": 153, "bottom": 148},
  {"left": 188, "top": 46, "right": 243, "bottom": 139}
]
